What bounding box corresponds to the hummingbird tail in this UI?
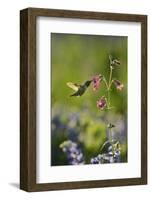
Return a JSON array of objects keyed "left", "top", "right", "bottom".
[
  {"left": 70, "top": 93, "right": 80, "bottom": 97},
  {"left": 70, "top": 93, "right": 75, "bottom": 97}
]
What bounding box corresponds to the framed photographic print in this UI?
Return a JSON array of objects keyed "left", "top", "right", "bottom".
[{"left": 20, "top": 8, "right": 147, "bottom": 191}]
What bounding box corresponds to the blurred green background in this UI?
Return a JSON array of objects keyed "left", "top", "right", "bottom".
[{"left": 51, "top": 33, "right": 127, "bottom": 166}]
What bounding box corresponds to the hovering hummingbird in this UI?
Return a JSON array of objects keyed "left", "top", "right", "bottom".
[{"left": 66, "top": 80, "right": 92, "bottom": 97}]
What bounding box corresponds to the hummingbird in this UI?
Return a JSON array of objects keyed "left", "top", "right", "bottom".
[{"left": 66, "top": 80, "right": 92, "bottom": 97}]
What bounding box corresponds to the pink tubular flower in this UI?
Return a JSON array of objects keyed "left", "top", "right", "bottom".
[
  {"left": 114, "top": 79, "right": 124, "bottom": 91},
  {"left": 96, "top": 96, "right": 107, "bottom": 110},
  {"left": 92, "top": 74, "right": 103, "bottom": 91}
]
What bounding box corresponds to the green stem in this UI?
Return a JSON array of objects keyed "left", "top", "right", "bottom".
[
  {"left": 103, "top": 77, "right": 109, "bottom": 90},
  {"left": 107, "top": 66, "right": 113, "bottom": 109},
  {"left": 102, "top": 77, "right": 109, "bottom": 108},
  {"left": 107, "top": 89, "right": 110, "bottom": 108},
  {"left": 102, "top": 63, "right": 114, "bottom": 109},
  {"left": 109, "top": 66, "right": 113, "bottom": 88},
  {"left": 109, "top": 128, "right": 112, "bottom": 141}
]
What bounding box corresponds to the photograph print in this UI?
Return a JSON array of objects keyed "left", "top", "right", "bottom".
[{"left": 51, "top": 33, "right": 127, "bottom": 166}]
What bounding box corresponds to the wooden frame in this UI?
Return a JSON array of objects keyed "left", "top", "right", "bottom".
[{"left": 20, "top": 7, "right": 147, "bottom": 192}]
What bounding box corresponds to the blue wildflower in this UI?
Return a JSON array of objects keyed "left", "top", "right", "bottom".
[
  {"left": 90, "top": 140, "right": 121, "bottom": 164},
  {"left": 60, "top": 140, "right": 84, "bottom": 165}
]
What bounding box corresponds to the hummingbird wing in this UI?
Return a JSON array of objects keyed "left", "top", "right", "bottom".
[
  {"left": 66, "top": 82, "right": 80, "bottom": 91},
  {"left": 70, "top": 85, "right": 86, "bottom": 97}
]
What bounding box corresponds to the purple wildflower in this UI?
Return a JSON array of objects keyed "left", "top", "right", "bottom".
[
  {"left": 96, "top": 96, "right": 107, "bottom": 110},
  {"left": 92, "top": 74, "right": 103, "bottom": 91},
  {"left": 114, "top": 79, "right": 124, "bottom": 91}
]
